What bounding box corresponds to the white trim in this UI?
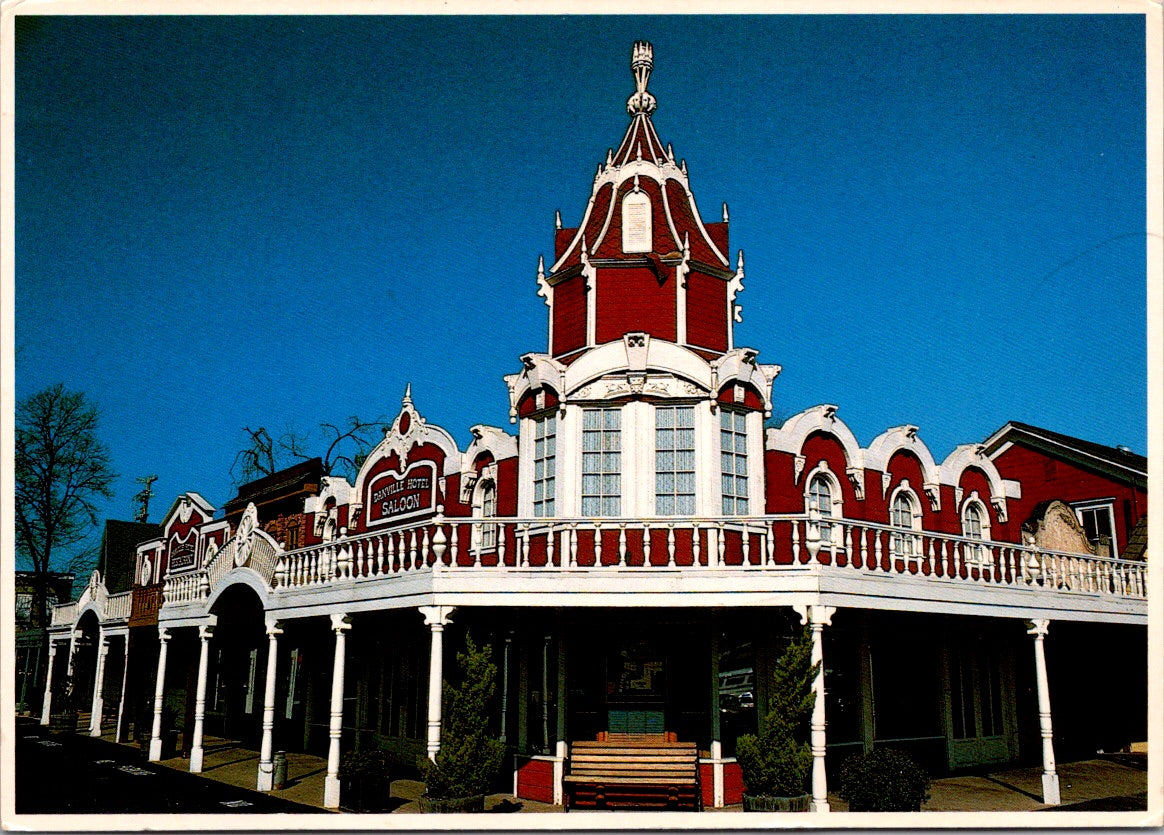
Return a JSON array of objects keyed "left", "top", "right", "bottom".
[{"left": 766, "top": 405, "right": 865, "bottom": 474}]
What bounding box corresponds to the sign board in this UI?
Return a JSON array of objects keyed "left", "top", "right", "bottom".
[
  {"left": 168, "top": 540, "right": 196, "bottom": 572},
  {"left": 365, "top": 460, "right": 437, "bottom": 526}
]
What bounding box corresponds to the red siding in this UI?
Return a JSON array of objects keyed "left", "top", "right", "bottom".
[
  {"left": 723, "top": 761, "right": 744, "bottom": 805},
  {"left": 552, "top": 275, "right": 587, "bottom": 356},
  {"left": 716, "top": 384, "right": 764, "bottom": 411},
  {"left": 994, "top": 444, "right": 1146, "bottom": 554},
  {"left": 595, "top": 266, "right": 677, "bottom": 344},
  {"left": 593, "top": 178, "right": 679, "bottom": 259},
  {"left": 700, "top": 763, "right": 715, "bottom": 808},
  {"left": 515, "top": 757, "right": 555, "bottom": 804},
  {"left": 686, "top": 270, "right": 727, "bottom": 352}
]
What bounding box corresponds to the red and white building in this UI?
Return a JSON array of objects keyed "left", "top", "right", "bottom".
[{"left": 46, "top": 42, "right": 1148, "bottom": 811}]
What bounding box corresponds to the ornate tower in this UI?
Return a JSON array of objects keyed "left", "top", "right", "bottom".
[{"left": 540, "top": 41, "right": 744, "bottom": 360}]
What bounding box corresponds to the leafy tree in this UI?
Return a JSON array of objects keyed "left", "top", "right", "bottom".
[
  {"left": 230, "top": 416, "right": 383, "bottom": 485},
  {"left": 15, "top": 384, "right": 116, "bottom": 629},
  {"left": 735, "top": 626, "right": 818, "bottom": 797},
  {"left": 418, "top": 634, "right": 506, "bottom": 799}
]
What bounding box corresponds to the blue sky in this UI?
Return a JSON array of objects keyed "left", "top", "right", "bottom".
[{"left": 14, "top": 15, "right": 1147, "bottom": 567}]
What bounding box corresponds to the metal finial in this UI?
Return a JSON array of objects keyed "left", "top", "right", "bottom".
[
  {"left": 403, "top": 383, "right": 413, "bottom": 406},
  {"left": 537, "top": 254, "right": 545, "bottom": 279},
  {"left": 626, "top": 41, "right": 658, "bottom": 116},
  {"left": 722, "top": 203, "right": 730, "bottom": 223},
  {"left": 554, "top": 210, "right": 562, "bottom": 230}
]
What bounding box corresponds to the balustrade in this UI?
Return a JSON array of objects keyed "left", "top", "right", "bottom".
[{"left": 259, "top": 513, "right": 1146, "bottom": 602}]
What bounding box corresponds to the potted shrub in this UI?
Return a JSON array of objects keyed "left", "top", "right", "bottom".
[
  {"left": 339, "top": 748, "right": 392, "bottom": 812},
  {"left": 837, "top": 748, "right": 931, "bottom": 812},
  {"left": 735, "top": 627, "right": 817, "bottom": 812},
  {"left": 48, "top": 675, "right": 79, "bottom": 733},
  {"left": 416, "top": 634, "right": 506, "bottom": 813}
]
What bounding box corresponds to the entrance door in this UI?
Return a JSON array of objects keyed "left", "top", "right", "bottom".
[
  {"left": 947, "top": 640, "right": 1011, "bottom": 768},
  {"left": 606, "top": 639, "right": 666, "bottom": 734}
]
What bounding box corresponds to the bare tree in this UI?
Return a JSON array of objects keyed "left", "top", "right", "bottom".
[
  {"left": 15, "top": 384, "right": 116, "bottom": 630},
  {"left": 229, "top": 416, "right": 384, "bottom": 486}
]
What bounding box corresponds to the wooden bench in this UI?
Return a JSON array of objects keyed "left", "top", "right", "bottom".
[{"left": 563, "top": 734, "right": 700, "bottom": 811}]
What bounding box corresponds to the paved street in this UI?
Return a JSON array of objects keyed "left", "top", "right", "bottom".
[{"left": 14, "top": 717, "right": 319, "bottom": 815}]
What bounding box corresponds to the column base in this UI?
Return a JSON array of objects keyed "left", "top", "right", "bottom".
[
  {"left": 811, "top": 798, "right": 831, "bottom": 813},
  {"left": 89, "top": 723, "right": 103, "bottom": 737},
  {"left": 148, "top": 737, "right": 163, "bottom": 762},
  {"left": 190, "top": 748, "right": 204, "bottom": 773},
  {"left": 1041, "top": 772, "right": 1061, "bottom": 806},
  {"left": 324, "top": 775, "right": 341, "bottom": 809},
  {"left": 257, "top": 764, "right": 274, "bottom": 792}
]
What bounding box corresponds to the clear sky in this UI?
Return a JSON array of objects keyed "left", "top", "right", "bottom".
[{"left": 13, "top": 14, "right": 1148, "bottom": 568}]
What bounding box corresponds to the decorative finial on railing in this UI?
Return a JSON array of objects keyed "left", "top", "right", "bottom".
[
  {"left": 555, "top": 209, "right": 562, "bottom": 230},
  {"left": 626, "top": 41, "right": 658, "bottom": 117}
]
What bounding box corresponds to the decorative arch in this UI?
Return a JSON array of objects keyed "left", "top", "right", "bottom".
[
  {"left": 504, "top": 353, "right": 568, "bottom": 422},
  {"left": 939, "top": 443, "right": 1018, "bottom": 523},
  {"left": 710, "top": 348, "right": 781, "bottom": 418},
  {"left": 866, "top": 425, "right": 942, "bottom": 509},
  {"left": 563, "top": 335, "right": 712, "bottom": 398},
  {"left": 205, "top": 569, "right": 272, "bottom": 614},
  {"left": 766, "top": 405, "right": 866, "bottom": 499}
]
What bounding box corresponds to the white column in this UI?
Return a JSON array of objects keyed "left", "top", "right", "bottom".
[
  {"left": 553, "top": 630, "right": 568, "bottom": 806},
  {"left": 257, "top": 618, "right": 283, "bottom": 791},
  {"left": 324, "top": 613, "right": 352, "bottom": 808},
  {"left": 147, "top": 627, "right": 171, "bottom": 761},
  {"left": 1026, "top": 619, "right": 1060, "bottom": 805},
  {"left": 115, "top": 636, "right": 131, "bottom": 742},
  {"left": 88, "top": 634, "right": 110, "bottom": 736},
  {"left": 40, "top": 641, "right": 58, "bottom": 725},
  {"left": 499, "top": 634, "right": 512, "bottom": 743},
  {"left": 420, "top": 606, "right": 455, "bottom": 760},
  {"left": 709, "top": 622, "right": 724, "bottom": 808},
  {"left": 541, "top": 635, "right": 551, "bottom": 751},
  {"left": 189, "top": 621, "right": 216, "bottom": 773},
  {"left": 796, "top": 604, "right": 836, "bottom": 813}
]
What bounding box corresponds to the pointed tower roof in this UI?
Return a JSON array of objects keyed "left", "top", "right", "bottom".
[{"left": 550, "top": 42, "right": 730, "bottom": 274}]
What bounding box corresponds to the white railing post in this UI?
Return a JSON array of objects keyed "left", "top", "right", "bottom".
[{"left": 40, "top": 641, "right": 58, "bottom": 725}]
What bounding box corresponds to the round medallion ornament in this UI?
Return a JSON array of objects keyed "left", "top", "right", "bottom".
[{"left": 235, "top": 512, "right": 255, "bottom": 567}]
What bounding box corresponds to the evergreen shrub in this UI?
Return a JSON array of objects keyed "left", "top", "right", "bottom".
[
  {"left": 417, "top": 634, "right": 506, "bottom": 801},
  {"left": 837, "top": 748, "right": 931, "bottom": 811},
  {"left": 735, "top": 626, "right": 818, "bottom": 800}
]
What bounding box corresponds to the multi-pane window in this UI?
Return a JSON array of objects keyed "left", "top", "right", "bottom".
[
  {"left": 808, "top": 474, "right": 834, "bottom": 543},
  {"left": 962, "top": 502, "right": 985, "bottom": 564},
  {"left": 655, "top": 406, "right": 695, "bottom": 515},
  {"left": 1074, "top": 502, "right": 1116, "bottom": 556},
  {"left": 532, "top": 415, "right": 556, "bottom": 518},
  {"left": 582, "top": 408, "right": 621, "bottom": 516},
  {"left": 890, "top": 492, "right": 918, "bottom": 558},
  {"left": 721, "top": 410, "right": 749, "bottom": 515},
  {"left": 479, "top": 482, "right": 497, "bottom": 550}
]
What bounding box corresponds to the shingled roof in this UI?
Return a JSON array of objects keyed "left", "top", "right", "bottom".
[{"left": 982, "top": 421, "right": 1147, "bottom": 486}]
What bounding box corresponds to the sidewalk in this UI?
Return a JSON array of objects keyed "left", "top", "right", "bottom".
[{"left": 75, "top": 720, "right": 1149, "bottom": 815}]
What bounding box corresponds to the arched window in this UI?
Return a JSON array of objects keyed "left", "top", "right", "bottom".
[
  {"left": 961, "top": 495, "right": 991, "bottom": 566},
  {"left": 889, "top": 488, "right": 920, "bottom": 560},
  {"left": 807, "top": 474, "right": 835, "bottom": 543},
  {"left": 474, "top": 480, "right": 497, "bottom": 551}
]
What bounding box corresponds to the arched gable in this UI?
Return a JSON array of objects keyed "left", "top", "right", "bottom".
[
  {"left": 766, "top": 405, "right": 867, "bottom": 500},
  {"left": 939, "top": 444, "right": 1018, "bottom": 523},
  {"left": 505, "top": 353, "right": 568, "bottom": 422},
  {"left": 564, "top": 334, "right": 713, "bottom": 396},
  {"left": 866, "top": 425, "right": 941, "bottom": 510}
]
